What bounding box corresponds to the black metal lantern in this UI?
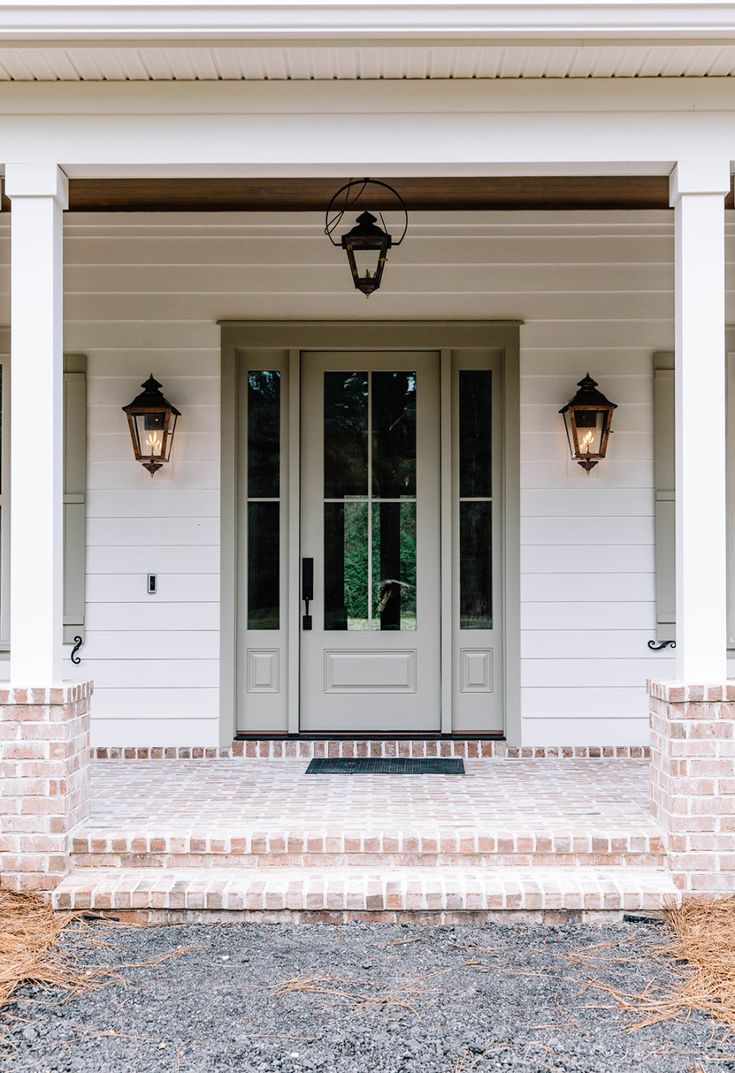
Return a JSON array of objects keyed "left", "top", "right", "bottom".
[
  {"left": 559, "top": 373, "right": 617, "bottom": 474},
  {"left": 122, "top": 375, "right": 181, "bottom": 477},
  {"left": 325, "top": 178, "right": 408, "bottom": 296}
]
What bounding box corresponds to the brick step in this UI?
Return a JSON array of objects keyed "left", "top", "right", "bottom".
[
  {"left": 52, "top": 865, "right": 680, "bottom": 919},
  {"left": 70, "top": 827, "right": 666, "bottom": 871}
]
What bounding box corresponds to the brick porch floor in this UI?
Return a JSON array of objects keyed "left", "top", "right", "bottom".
[{"left": 53, "top": 757, "right": 680, "bottom": 920}]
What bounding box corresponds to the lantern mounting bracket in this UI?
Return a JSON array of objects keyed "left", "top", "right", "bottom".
[{"left": 324, "top": 178, "right": 408, "bottom": 247}]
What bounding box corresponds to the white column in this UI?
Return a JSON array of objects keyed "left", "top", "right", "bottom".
[
  {"left": 670, "top": 160, "right": 731, "bottom": 682},
  {"left": 5, "top": 164, "right": 68, "bottom": 685}
]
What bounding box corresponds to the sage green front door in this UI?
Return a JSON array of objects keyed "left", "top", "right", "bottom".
[{"left": 299, "top": 351, "right": 441, "bottom": 732}]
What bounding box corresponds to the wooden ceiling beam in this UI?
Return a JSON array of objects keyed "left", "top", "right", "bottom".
[{"left": 3, "top": 176, "right": 732, "bottom": 213}]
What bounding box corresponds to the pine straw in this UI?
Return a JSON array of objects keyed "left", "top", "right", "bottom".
[
  {"left": 0, "top": 889, "right": 85, "bottom": 1010},
  {"left": 0, "top": 887, "right": 201, "bottom": 1013},
  {"left": 568, "top": 897, "right": 735, "bottom": 1034}
]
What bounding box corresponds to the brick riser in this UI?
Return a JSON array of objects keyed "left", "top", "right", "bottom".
[
  {"left": 52, "top": 866, "right": 681, "bottom": 920},
  {"left": 71, "top": 850, "right": 666, "bottom": 870},
  {"left": 70, "top": 829, "right": 666, "bottom": 872}
]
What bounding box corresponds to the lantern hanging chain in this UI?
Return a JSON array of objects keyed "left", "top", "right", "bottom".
[
  {"left": 324, "top": 178, "right": 369, "bottom": 243},
  {"left": 324, "top": 178, "right": 408, "bottom": 246}
]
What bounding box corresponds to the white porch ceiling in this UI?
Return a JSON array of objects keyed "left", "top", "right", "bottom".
[{"left": 2, "top": 43, "right": 735, "bottom": 81}]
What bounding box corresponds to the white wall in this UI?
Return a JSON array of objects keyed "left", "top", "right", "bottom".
[{"left": 0, "top": 208, "right": 711, "bottom": 745}]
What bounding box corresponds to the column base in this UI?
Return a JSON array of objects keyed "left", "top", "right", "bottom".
[
  {"left": 648, "top": 679, "right": 735, "bottom": 894},
  {"left": 0, "top": 681, "right": 92, "bottom": 891}
]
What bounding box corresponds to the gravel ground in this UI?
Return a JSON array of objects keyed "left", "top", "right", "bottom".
[{"left": 1, "top": 920, "right": 733, "bottom": 1073}]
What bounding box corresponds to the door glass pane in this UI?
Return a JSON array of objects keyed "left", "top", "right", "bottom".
[
  {"left": 324, "top": 372, "right": 368, "bottom": 498},
  {"left": 247, "top": 371, "right": 280, "bottom": 498},
  {"left": 247, "top": 502, "right": 279, "bottom": 629},
  {"left": 460, "top": 501, "right": 492, "bottom": 630},
  {"left": 372, "top": 372, "right": 416, "bottom": 497},
  {"left": 324, "top": 501, "right": 369, "bottom": 630},
  {"left": 372, "top": 502, "right": 416, "bottom": 631},
  {"left": 459, "top": 370, "right": 491, "bottom": 498}
]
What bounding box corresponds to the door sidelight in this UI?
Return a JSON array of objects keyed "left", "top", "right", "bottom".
[{"left": 302, "top": 557, "right": 314, "bottom": 630}]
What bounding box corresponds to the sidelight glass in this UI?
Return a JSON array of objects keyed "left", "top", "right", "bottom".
[
  {"left": 247, "top": 371, "right": 280, "bottom": 498},
  {"left": 459, "top": 370, "right": 491, "bottom": 497},
  {"left": 247, "top": 502, "right": 280, "bottom": 629},
  {"left": 246, "top": 370, "right": 281, "bottom": 630},
  {"left": 459, "top": 501, "right": 492, "bottom": 630},
  {"left": 324, "top": 372, "right": 369, "bottom": 498},
  {"left": 458, "top": 370, "right": 492, "bottom": 630}
]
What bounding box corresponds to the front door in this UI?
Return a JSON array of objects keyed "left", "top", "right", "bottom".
[{"left": 300, "top": 351, "right": 441, "bottom": 731}]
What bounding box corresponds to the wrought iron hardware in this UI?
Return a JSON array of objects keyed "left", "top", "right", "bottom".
[
  {"left": 647, "top": 639, "right": 676, "bottom": 651},
  {"left": 70, "top": 635, "right": 84, "bottom": 665},
  {"left": 302, "top": 557, "right": 314, "bottom": 630}
]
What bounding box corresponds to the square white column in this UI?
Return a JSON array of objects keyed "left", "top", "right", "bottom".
[
  {"left": 5, "top": 164, "right": 68, "bottom": 685},
  {"left": 670, "top": 160, "right": 732, "bottom": 682}
]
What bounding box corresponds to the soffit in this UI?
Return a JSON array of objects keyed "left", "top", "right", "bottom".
[{"left": 2, "top": 43, "right": 735, "bottom": 80}]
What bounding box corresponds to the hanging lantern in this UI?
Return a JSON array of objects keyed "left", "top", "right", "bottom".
[
  {"left": 325, "top": 178, "right": 408, "bottom": 296},
  {"left": 122, "top": 375, "right": 181, "bottom": 477},
  {"left": 559, "top": 373, "right": 617, "bottom": 474}
]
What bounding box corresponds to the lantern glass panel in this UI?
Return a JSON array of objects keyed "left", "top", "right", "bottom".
[
  {"left": 352, "top": 247, "right": 383, "bottom": 283},
  {"left": 572, "top": 409, "right": 606, "bottom": 459}
]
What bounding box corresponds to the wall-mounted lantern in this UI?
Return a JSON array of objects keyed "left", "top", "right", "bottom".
[
  {"left": 559, "top": 373, "right": 617, "bottom": 474},
  {"left": 325, "top": 178, "right": 408, "bottom": 296},
  {"left": 122, "top": 375, "right": 181, "bottom": 477}
]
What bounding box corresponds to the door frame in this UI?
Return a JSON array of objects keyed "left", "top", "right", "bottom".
[{"left": 219, "top": 321, "right": 521, "bottom": 746}]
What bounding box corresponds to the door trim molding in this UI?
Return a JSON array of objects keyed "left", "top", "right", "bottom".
[{"left": 219, "top": 320, "right": 522, "bottom": 746}]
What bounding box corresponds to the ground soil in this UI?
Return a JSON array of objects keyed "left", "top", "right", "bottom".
[{"left": 1, "top": 920, "right": 733, "bottom": 1072}]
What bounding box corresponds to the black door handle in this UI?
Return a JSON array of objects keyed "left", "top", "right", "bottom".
[{"left": 302, "top": 557, "right": 314, "bottom": 630}]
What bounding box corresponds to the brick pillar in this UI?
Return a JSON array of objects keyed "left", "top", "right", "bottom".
[
  {"left": 0, "top": 681, "right": 92, "bottom": 891},
  {"left": 648, "top": 679, "right": 735, "bottom": 894}
]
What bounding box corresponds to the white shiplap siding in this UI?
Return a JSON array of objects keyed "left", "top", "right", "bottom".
[{"left": 0, "top": 209, "right": 710, "bottom": 745}]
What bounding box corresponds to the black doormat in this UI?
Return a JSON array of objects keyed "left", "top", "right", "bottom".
[{"left": 305, "top": 757, "right": 465, "bottom": 775}]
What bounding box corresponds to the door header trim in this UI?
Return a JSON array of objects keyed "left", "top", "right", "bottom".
[{"left": 220, "top": 320, "right": 523, "bottom": 351}]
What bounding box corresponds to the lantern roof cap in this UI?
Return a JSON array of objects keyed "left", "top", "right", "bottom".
[
  {"left": 341, "top": 209, "right": 392, "bottom": 246},
  {"left": 123, "top": 374, "right": 182, "bottom": 416},
  {"left": 559, "top": 372, "right": 617, "bottom": 414}
]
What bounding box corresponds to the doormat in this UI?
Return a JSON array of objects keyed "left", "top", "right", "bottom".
[{"left": 305, "top": 757, "right": 465, "bottom": 775}]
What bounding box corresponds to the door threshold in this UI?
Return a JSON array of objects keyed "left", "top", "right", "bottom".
[{"left": 234, "top": 733, "right": 506, "bottom": 742}]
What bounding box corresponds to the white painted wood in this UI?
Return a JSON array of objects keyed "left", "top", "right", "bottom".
[
  {"left": 84, "top": 659, "right": 219, "bottom": 689},
  {"left": 0, "top": 206, "right": 696, "bottom": 744},
  {"left": 521, "top": 573, "right": 655, "bottom": 603},
  {"left": 86, "top": 545, "right": 219, "bottom": 574},
  {"left": 521, "top": 688, "right": 650, "bottom": 720},
  {"left": 522, "top": 629, "right": 660, "bottom": 660},
  {"left": 670, "top": 160, "right": 731, "bottom": 681},
  {"left": 522, "top": 602, "right": 655, "bottom": 631},
  {"left": 5, "top": 164, "right": 67, "bottom": 685},
  {"left": 86, "top": 573, "right": 218, "bottom": 603},
  {"left": 3, "top": 45, "right": 735, "bottom": 85},
  {"left": 80, "top": 630, "right": 219, "bottom": 660},
  {"left": 85, "top": 602, "right": 220, "bottom": 631},
  {"left": 522, "top": 716, "right": 651, "bottom": 748}
]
